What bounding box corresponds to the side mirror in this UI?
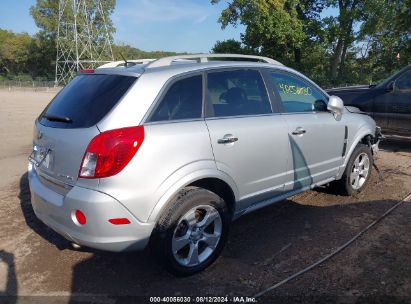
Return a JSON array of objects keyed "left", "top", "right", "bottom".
[
  {"left": 386, "top": 81, "right": 394, "bottom": 92},
  {"left": 327, "top": 95, "right": 344, "bottom": 121}
]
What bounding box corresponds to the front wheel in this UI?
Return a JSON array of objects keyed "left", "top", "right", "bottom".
[
  {"left": 151, "top": 187, "right": 230, "bottom": 276},
  {"left": 337, "top": 144, "right": 373, "bottom": 195}
]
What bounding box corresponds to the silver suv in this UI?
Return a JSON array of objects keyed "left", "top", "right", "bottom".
[{"left": 28, "top": 54, "right": 381, "bottom": 275}]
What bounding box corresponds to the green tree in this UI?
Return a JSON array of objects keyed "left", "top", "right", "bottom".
[
  {"left": 211, "top": 0, "right": 306, "bottom": 66},
  {"left": 30, "top": 0, "right": 59, "bottom": 40},
  {"left": 210, "top": 0, "right": 409, "bottom": 87},
  {"left": 359, "top": 0, "right": 411, "bottom": 81},
  {"left": 112, "top": 43, "right": 185, "bottom": 60},
  {"left": 210, "top": 0, "right": 334, "bottom": 84},
  {"left": 326, "top": 0, "right": 367, "bottom": 83},
  {"left": 0, "top": 29, "right": 33, "bottom": 76},
  {"left": 28, "top": 32, "right": 56, "bottom": 79},
  {"left": 29, "top": 0, "right": 116, "bottom": 79},
  {"left": 211, "top": 39, "right": 248, "bottom": 54},
  {"left": 30, "top": 0, "right": 116, "bottom": 40}
]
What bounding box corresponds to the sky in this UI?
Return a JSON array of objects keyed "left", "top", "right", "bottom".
[
  {"left": 0, "top": 0, "right": 245, "bottom": 53},
  {"left": 0, "top": 0, "right": 338, "bottom": 53}
]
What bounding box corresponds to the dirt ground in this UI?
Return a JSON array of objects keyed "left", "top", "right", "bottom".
[{"left": 0, "top": 89, "right": 410, "bottom": 303}]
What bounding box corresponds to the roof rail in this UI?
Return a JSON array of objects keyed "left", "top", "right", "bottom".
[{"left": 146, "top": 53, "right": 282, "bottom": 68}]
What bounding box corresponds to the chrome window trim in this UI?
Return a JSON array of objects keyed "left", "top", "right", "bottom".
[
  {"left": 279, "top": 111, "right": 333, "bottom": 116},
  {"left": 143, "top": 117, "right": 205, "bottom": 126},
  {"left": 205, "top": 112, "right": 278, "bottom": 121}
]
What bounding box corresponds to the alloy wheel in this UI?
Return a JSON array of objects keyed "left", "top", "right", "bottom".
[
  {"left": 172, "top": 205, "right": 222, "bottom": 267},
  {"left": 350, "top": 152, "right": 370, "bottom": 190}
]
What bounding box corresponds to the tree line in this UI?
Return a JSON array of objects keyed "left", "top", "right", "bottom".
[
  {"left": 0, "top": 0, "right": 410, "bottom": 88},
  {"left": 211, "top": 0, "right": 410, "bottom": 87},
  {"left": 0, "top": 0, "right": 182, "bottom": 82},
  {"left": 0, "top": 29, "right": 182, "bottom": 82}
]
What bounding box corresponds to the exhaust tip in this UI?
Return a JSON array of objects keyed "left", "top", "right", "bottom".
[{"left": 71, "top": 243, "right": 81, "bottom": 250}]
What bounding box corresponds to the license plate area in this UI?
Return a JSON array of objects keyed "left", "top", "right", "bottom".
[{"left": 29, "top": 145, "right": 52, "bottom": 169}]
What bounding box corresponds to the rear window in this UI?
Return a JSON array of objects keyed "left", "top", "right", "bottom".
[{"left": 39, "top": 74, "right": 136, "bottom": 128}]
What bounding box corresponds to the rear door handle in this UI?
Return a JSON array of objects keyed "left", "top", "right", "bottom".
[
  {"left": 218, "top": 135, "right": 238, "bottom": 144},
  {"left": 292, "top": 127, "right": 306, "bottom": 135}
]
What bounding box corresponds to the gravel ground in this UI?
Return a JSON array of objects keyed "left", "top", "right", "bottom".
[{"left": 0, "top": 89, "right": 410, "bottom": 304}]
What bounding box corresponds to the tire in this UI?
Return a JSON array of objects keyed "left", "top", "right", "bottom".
[
  {"left": 337, "top": 144, "right": 373, "bottom": 196},
  {"left": 150, "top": 186, "right": 230, "bottom": 276}
]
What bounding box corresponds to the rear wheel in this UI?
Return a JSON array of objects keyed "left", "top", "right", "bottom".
[
  {"left": 338, "top": 144, "right": 373, "bottom": 195},
  {"left": 151, "top": 187, "right": 230, "bottom": 276}
]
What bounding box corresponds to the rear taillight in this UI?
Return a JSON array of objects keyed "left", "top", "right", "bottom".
[{"left": 79, "top": 126, "right": 145, "bottom": 179}]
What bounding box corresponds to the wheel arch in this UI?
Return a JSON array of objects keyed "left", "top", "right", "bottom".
[
  {"left": 188, "top": 178, "right": 236, "bottom": 217},
  {"left": 337, "top": 125, "right": 375, "bottom": 179},
  {"left": 148, "top": 169, "right": 239, "bottom": 223}
]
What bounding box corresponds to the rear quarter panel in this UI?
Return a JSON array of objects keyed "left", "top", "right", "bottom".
[
  {"left": 97, "top": 72, "right": 168, "bottom": 131},
  {"left": 96, "top": 121, "right": 218, "bottom": 223}
]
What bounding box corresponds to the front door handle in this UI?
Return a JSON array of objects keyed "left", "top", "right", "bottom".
[
  {"left": 292, "top": 127, "right": 306, "bottom": 135},
  {"left": 218, "top": 135, "right": 238, "bottom": 144}
]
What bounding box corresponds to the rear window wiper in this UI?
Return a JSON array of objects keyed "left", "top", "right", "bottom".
[{"left": 43, "top": 114, "right": 73, "bottom": 123}]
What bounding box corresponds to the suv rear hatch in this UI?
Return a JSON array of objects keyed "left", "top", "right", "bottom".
[{"left": 32, "top": 74, "right": 136, "bottom": 186}]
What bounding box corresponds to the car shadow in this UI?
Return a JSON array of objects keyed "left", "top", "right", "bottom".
[
  {"left": 64, "top": 198, "right": 399, "bottom": 301},
  {"left": 0, "top": 250, "right": 18, "bottom": 303},
  {"left": 289, "top": 135, "right": 313, "bottom": 190},
  {"left": 19, "top": 170, "right": 406, "bottom": 300},
  {"left": 18, "top": 172, "right": 70, "bottom": 250}
]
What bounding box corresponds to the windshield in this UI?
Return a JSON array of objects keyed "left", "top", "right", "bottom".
[{"left": 376, "top": 65, "right": 410, "bottom": 88}]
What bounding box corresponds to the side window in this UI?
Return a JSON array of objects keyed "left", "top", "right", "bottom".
[
  {"left": 150, "top": 75, "right": 202, "bottom": 122},
  {"left": 271, "top": 72, "right": 328, "bottom": 113},
  {"left": 207, "top": 69, "right": 271, "bottom": 117},
  {"left": 396, "top": 70, "right": 411, "bottom": 90}
]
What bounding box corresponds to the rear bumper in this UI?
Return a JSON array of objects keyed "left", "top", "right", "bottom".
[{"left": 28, "top": 163, "right": 154, "bottom": 252}]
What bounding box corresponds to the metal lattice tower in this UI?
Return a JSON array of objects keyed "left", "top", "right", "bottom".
[{"left": 55, "top": 0, "right": 114, "bottom": 85}]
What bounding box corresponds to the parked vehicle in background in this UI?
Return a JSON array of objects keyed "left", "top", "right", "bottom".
[
  {"left": 28, "top": 54, "right": 381, "bottom": 276},
  {"left": 327, "top": 65, "right": 411, "bottom": 136}
]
